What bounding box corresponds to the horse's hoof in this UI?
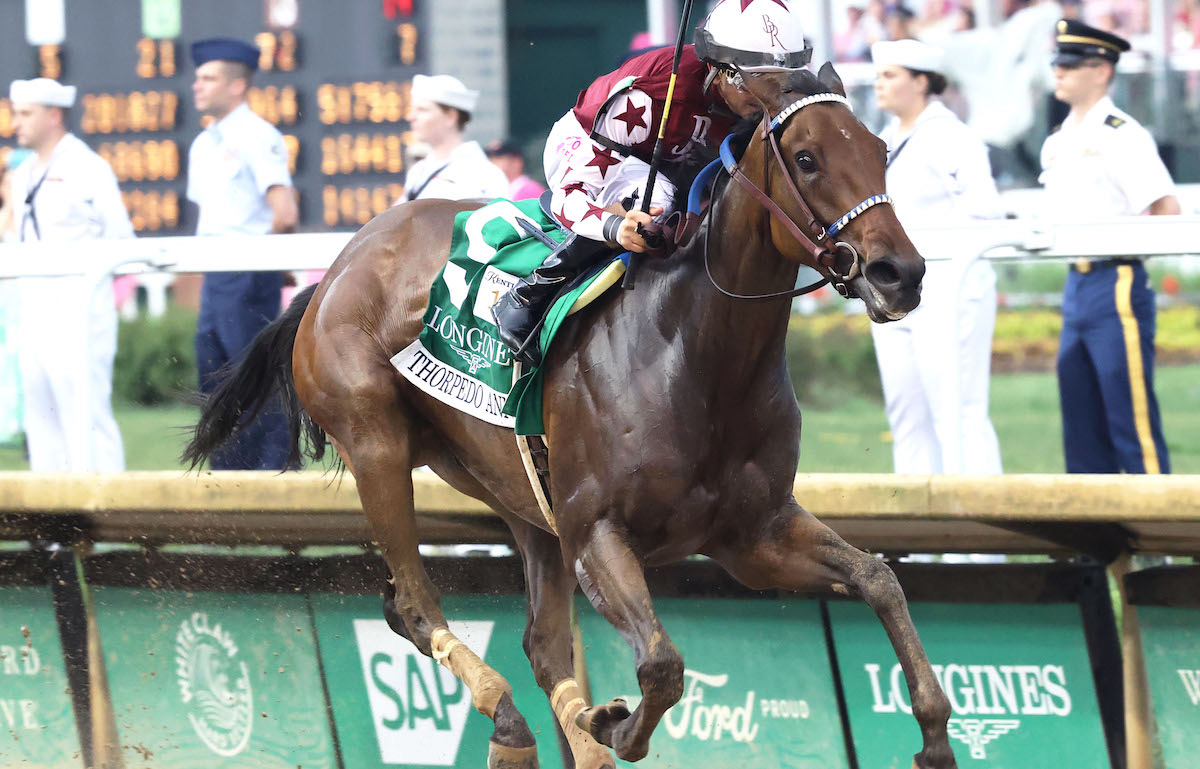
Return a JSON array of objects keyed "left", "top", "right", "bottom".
[
  {"left": 912, "top": 746, "right": 958, "bottom": 769},
  {"left": 575, "top": 699, "right": 631, "bottom": 748},
  {"left": 488, "top": 740, "right": 539, "bottom": 769}
]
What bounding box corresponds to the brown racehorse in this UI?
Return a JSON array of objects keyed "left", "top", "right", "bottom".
[{"left": 186, "top": 66, "right": 956, "bottom": 769}]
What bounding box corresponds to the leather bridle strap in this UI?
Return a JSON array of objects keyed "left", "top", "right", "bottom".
[
  {"left": 720, "top": 143, "right": 827, "bottom": 263},
  {"left": 719, "top": 89, "right": 894, "bottom": 296}
]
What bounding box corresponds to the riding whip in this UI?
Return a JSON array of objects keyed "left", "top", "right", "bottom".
[{"left": 623, "top": 0, "right": 696, "bottom": 289}]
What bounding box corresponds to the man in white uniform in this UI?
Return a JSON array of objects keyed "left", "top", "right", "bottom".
[
  {"left": 869, "top": 41, "right": 1004, "bottom": 475},
  {"left": 1040, "top": 21, "right": 1179, "bottom": 474},
  {"left": 188, "top": 38, "right": 299, "bottom": 470},
  {"left": 395, "top": 75, "right": 508, "bottom": 203},
  {"left": 9, "top": 78, "right": 132, "bottom": 471}
]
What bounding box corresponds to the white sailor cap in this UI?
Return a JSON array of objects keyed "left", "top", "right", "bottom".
[
  {"left": 9, "top": 78, "right": 77, "bottom": 108},
  {"left": 871, "top": 39, "right": 946, "bottom": 74},
  {"left": 411, "top": 74, "right": 479, "bottom": 114}
]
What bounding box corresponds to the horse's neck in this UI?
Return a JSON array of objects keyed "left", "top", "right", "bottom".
[{"left": 654, "top": 168, "right": 800, "bottom": 391}]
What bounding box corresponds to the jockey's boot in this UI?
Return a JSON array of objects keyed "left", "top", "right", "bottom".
[{"left": 492, "top": 233, "right": 610, "bottom": 367}]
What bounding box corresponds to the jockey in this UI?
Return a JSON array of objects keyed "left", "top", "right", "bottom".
[{"left": 493, "top": 0, "right": 812, "bottom": 366}]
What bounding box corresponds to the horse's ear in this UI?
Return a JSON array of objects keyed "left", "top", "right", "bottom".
[{"left": 817, "top": 62, "right": 846, "bottom": 97}]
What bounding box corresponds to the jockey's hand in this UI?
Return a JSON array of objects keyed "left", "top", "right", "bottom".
[{"left": 616, "top": 206, "right": 664, "bottom": 253}]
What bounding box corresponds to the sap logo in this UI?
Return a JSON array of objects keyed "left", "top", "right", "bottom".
[
  {"left": 354, "top": 619, "right": 494, "bottom": 766},
  {"left": 1179, "top": 669, "right": 1200, "bottom": 706}
]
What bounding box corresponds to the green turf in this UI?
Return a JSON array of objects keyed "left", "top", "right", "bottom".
[{"left": 1, "top": 364, "right": 1197, "bottom": 473}]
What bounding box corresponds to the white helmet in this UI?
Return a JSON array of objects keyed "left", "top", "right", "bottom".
[{"left": 695, "top": 0, "right": 812, "bottom": 72}]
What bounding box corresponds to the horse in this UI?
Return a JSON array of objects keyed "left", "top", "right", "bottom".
[{"left": 185, "top": 64, "right": 956, "bottom": 769}]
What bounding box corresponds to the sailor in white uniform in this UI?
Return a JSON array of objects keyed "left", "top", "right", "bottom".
[
  {"left": 395, "top": 75, "right": 508, "bottom": 203},
  {"left": 869, "top": 40, "right": 1004, "bottom": 475},
  {"left": 8, "top": 78, "right": 132, "bottom": 471}
]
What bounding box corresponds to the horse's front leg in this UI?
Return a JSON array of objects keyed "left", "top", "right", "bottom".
[
  {"left": 569, "top": 517, "right": 685, "bottom": 762},
  {"left": 708, "top": 501, "right": 957, "bottom": 769}
]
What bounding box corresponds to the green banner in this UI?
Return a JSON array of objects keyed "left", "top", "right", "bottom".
[
  {"left": 309, "top": 593, "right": 559, "bottom": 768},
  {"left": 92, "top": 588, "right": 336, "bottom": 768},
  {"left": 578, "top": 597, "right": 850, "bottom": 768},
  {"left": 1136, "top": 606, "right": 1200, "bottom": 767},
  {"left": 0, "top": 586, "right": 81, "bottom": 769},
  {"left": 829, "top": 602, "right": 1109, "bottom": 767}
]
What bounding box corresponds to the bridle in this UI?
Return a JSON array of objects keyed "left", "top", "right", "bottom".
[{"left": 704, "top": 91, "right": 893, "bottom": 301}]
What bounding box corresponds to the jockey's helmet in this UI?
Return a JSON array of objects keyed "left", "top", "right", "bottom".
[{"left": 694, "top": 0, "right": 812, "bottom": 74}]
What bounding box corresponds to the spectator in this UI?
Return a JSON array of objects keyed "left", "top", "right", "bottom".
[
  {"left": 885, "top": 4, "right": 919, "bottom": 39},
  {"left": 864, "top": 0, "right": 890, "bottom": 45},
  {"left": 1175, "top": 0, "right": 1200, "bottom": 47},
  {"left": 8, "top": 78, "right": 131, "bottom": 471},
  {"left": 869, "top": 40, "right": 1004, "bottom": 475},
  {"left": 485, "top": 140, "right": 546, "bottom": 201},
  {"left": 835, "top": 1, "right": 874, "bottom": 61},
  {"left": 394, "top": 75, "right": 508, "bottom": 203},
  {"left": 1041, "top": 20, "right": 1180, "bottom": 474},
  {"left": 188, "top": 38, "right": 298, "bottom": 470}
]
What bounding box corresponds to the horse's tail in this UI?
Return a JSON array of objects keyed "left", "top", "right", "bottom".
[{"left": 182, "top": 283, "right": 330, "bottom": 470}]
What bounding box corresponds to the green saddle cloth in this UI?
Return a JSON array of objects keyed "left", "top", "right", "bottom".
[{"left": 390, "top": 198, "right": 618, "bottom": 435}]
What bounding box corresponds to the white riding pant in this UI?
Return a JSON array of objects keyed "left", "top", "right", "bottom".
[
  {"left": 543, "top": 112, "right": 677, "bottom": 219},
  {"left": 18, "top": 276, "right": 124, "bottom": 472},
  {"left": 870, "top": 259, "right": 1002, "bottom": 475}
]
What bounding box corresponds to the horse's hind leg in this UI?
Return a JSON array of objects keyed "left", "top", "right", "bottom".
[
  {"left": 569, "top": 518, "right": 685, "bottom": 762},
  {"left": 514, "top": 525, "right": 615, "bottom": 769},
  {"left": 710, "top": 503, "right": 957, "bottom": 769},
  {"left": 321, "top": 363, "right": 538, "bottom": 768}
]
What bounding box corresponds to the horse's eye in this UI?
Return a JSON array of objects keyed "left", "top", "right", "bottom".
[{"left": 795, "top": 151, "right": 818, "bottom": 173}]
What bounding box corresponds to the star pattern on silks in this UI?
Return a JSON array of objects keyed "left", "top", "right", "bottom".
[
  {"left": 562, "top": 181, "right": 588, "bottom": 196},
  {"left": 613, "top": 98, "right": 648, "bottom": 134},
  {"left": 585, "top": 144, "right": 620, "bottom": 178},
  {"left": 555, "top": 206, "right": 575, "bottom": 230},
  {"left": 581, "top": 201, "right": 606, "bottom": 222},
  {"left": 740, "top": 0, "right": 789, "bottom": 10}
]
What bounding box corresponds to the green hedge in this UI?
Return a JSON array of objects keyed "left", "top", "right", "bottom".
[
  {"left": 785, "top": 314, "right": 883, "bottom": 407},
  {"left": 113, "top": 307, "right": 198, "bottom": 405},
  {"left": 111, "top": 307, "right": 884, "bottom": 408}
]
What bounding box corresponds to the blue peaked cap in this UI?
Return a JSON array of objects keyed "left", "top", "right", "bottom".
[{"left": 191, "top": 38, "right": 260, "bottom": 70}]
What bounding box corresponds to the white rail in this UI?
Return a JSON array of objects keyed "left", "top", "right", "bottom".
[{"left": 1, "top": 217, "right": 1197, "bottom": 474}]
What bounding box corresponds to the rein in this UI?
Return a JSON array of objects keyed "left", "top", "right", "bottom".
[{"left": 700, "top": 91, "right": 893, "bottom": 301}]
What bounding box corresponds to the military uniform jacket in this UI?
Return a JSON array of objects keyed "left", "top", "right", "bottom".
[
  {"left": 10, "top": 133, "right": 134, "bottom": 243},
  {"left": 1039, "top": 96, "right": 1174, "bottom": 218},
  {"left": 397, "top": 140, "right": 509, "bottom": 203},
  {"left": 187, "top": 103, "right": 292, "bottom": 236}
]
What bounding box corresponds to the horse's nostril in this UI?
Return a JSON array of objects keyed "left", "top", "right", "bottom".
[{"left": 865, "top": 256, "right": 902, "bottom": 290}]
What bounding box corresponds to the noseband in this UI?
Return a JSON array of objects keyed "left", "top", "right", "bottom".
[{"left": 708, "top": 92, "right": 893, "bottom": 301}]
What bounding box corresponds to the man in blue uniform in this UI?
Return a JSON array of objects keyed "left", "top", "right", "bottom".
[
  {"left": 188, "top": 38, "right": 299, "bottom": 469},
  {"left": 1040, "top": 21, "right": 1180, "bottom": 473}
]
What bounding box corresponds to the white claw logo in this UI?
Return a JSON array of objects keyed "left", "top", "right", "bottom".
[
  {"left": 175, "top": 612, "right": 254, "bottom": 757},
  {"left": 947, "top": 718, "right": 1020, "bottom": 759}
]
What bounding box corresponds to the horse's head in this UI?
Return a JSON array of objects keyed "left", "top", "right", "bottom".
[{"left": 736, "top": 64, "right": 924, "bottom": 321}]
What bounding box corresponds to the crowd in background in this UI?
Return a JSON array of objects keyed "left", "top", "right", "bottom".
[{"left": 834, "top": 0, "right": 1200, "bottom": 60}]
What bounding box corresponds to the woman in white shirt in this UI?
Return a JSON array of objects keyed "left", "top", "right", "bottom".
[{"left": 870, "top": 39, "right": 1003, "bottom": 475}]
